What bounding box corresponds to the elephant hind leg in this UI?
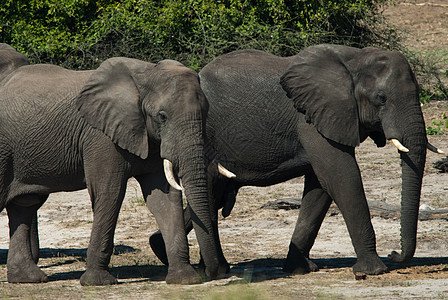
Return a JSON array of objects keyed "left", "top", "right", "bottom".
[
  {"left": 30, "top": 195, "right": 48, "bottom": 264},
  {"left": 6, "top": 197, "right": 48, "bottom": 283},
  {"left": 284, "top": 172, "right": 332, "bottom": 274},
  {"left": 149, "top": 229, "right": 169, "bottom": 266}
]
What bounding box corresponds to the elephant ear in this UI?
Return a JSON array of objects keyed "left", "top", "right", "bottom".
[
  {"left": 0, "top": 43, "right": 29, "bottom": 82},
  {"left": 76, "top": 57, "right": 154, "bottom": 159},
  {"left": 281, "top": 44, "right": 361, "bottom": 147}
]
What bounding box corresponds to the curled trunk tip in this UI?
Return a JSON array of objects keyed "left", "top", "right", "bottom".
[{"left": 388, "top": 250, "right": 414, "bottom": 263}]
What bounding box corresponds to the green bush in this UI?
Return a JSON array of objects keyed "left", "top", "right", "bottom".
[
  {"left": 427, "top": 113, "right": 448, "bottom": 135},
  {"left": 1, "top": 0, "right": 392, "bottom": 70}
]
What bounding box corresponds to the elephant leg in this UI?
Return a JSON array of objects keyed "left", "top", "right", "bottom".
[
  {"left": 299, "top": 121, "right": 387, "bottom": 275},
  {"left": 150, "top": 175, "right": 231, "bottom": 277},
  {"left": 6, "top": 197, "right": 48, "bottom": 283},
  {"left": 149, "top": 206, "right": 192, "bottom": 267},
  {"left": 79, "top": 165, "right": 128, "bottom": 286},
  {"left": 30, "top": 195, "right": 47, "bottom": 264},
  {"left": 149, "top": 230, "right": 169, "bottom": 266},
  {"left": 30, "top": 211, "right": 39, "bottom": 264},
  {"left": 138, "top": 172, "right": 201, "bottom": 285},
  {"left": 284, "top": 172, "right": 332, "bottom": 274}
]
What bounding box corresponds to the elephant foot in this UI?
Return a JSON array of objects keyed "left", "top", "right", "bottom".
[
  {"left": 166, "top": 264, "right": 202, "bottom": 285},
  {"left": 283, "top": 254, "right": 318, "bottom": 274},
  {"left": 352, "top": 256, "right": 388, "bottom": 276},
  {"left": 80, "top": 268, "right": 118, "bottom": 286},
  {"left": 7, "top": 261, "right": 48, "bottom": 283},
  {"left": 198, "top": 256, "right": 230, "bottom": 277},
  {"left": 149, "top": 231, "right": 169, "bottom": 265}
]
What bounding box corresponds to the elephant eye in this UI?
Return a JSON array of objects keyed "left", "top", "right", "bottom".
[
  {"left": 158, "top": 111, "right": 168, "bottom": 124},
  {"left": 376, "top": 92, "right": 387, "bottom": 105}
]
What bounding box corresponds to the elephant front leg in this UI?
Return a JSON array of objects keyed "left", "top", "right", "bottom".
[
  {"left": 149, "top": 207, "right": 194, "bottom": 268},
  {"left": 299, "top": 121, "right": 388, "bottom": 276},
  {"left": 284, "top": 173, "right": 332, "bottom": 274},
  {"left": 138, "top": 173, "right": 202, "bottom": 285},
  {"left": 321, "top": 165, "right": 387, "bottom": 275},
  {"left": 150, "top": 205, "right": 230, "bottom": 277},
  {"left": 80, "top": 210, "right": 121, "bottom": 286},
  {"left": 6, "top": 201, "right": 48, "bottom": 283},
  {"left": 334, "top": 182, "right": 388, "bottom": 276},
  {"left": 79, "top": 178, "right": 127, "bottom": 286}
]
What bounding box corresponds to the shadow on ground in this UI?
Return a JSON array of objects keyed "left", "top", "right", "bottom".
[
  {"left": 224, "top": 256, "right": 448, "bottom": 283},
  {"left": 1, "top": 248, "right": 447, "bottom": 283},
  {"left": 46, "top": 264, "right": 168, "bottom": 283},
  {"left": 0, "top": 244, "right": 168, "bottom": 283}
]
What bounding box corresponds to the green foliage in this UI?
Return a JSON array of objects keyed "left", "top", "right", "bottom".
[
  {"left": 1, "top": 0, "right": 392, "bottom": 70},
  {"left": 407, "top": 49, "right": 448, "bottom": 100},
  {"left": 419, "top": 91, "right": 432, "bottom": 104},
  {"left": 427, "top": 113, "right": 448, "bottom": 135}
]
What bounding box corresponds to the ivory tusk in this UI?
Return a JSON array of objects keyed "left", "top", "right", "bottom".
[
  {"left": 217, "top": 163, "right": 236, "bottom": 178},
  {"left": 391, "top": 139, "right": 409, "bottom": 153},
  {"left": 427, "top": 142, "right": 445, "bottom": 154},
  {"left": 163, "top": 159, "right": 183, "bottom": 191}
]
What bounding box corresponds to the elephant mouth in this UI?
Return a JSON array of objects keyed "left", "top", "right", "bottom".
[
  {"left": 163, "top": 159, "right": 236, "bottom": 191},
  {"left": 369, "top": 135, "right": 444, "bottom": 155}
]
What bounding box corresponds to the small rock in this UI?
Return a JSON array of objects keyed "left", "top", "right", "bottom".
[
  {"left": 420, "top": 204, "right": 435, "bottom": 211},
  {"left": 354, "top": 272, "right": 367, "bottom": 280},
  {"left": 434, "top": 157, "right": 448, "bottom": 172}
]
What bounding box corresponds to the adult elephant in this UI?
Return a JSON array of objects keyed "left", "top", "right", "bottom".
[
  {"left": 0, "top": 43, "right": 29, "bottom": 81},
  {"left": 150, "top": 45, "right": 443, "bottom": 277},
  {"left": 0, "top": 47, "right": 227, "bottom": 285}
]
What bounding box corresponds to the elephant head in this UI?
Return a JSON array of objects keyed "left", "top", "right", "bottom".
[
  {"left": 76, "top": 57, "right": 219, "bottom": 277},
  {"left": 0, "top": 43, "right": 29, "bottom": 82},
  {"left": 281, "top": 44, "right": 439, "bottom": 263}
]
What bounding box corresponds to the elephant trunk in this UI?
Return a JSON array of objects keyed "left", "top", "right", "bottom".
[
  {"left": 389, "top": 109, "right": 427, "bottom": 263},
  {"left": 175, "top": 116, "right": 219, "bottom": 278}
]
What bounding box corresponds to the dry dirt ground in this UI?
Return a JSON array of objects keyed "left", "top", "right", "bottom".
[{"left": 1, "top": 1, "right": 448, "bottom": 299}]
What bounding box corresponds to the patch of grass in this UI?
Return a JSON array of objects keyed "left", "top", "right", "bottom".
[
  {"left": 314, "top": 291, "right": 346, "bottom": 299},
  {"left": 204, "top": 284, "right": 270, "bottom": 300},
  {"left": 427, "top": 113, "right": 448, "bottom": 135},
  {"left": 129, "top": 186, "right": 145, "bottom": 206}
]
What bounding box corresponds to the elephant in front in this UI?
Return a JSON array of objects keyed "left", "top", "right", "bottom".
[
  {"left": 150, "top": 45, "right": 442, "bottom": 277},
  {"left": 0, "top": 47, "right": 222, "bottom": 285}
]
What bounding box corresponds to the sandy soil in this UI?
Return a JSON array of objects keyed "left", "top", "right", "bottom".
[{"left": 0, "top": 1, "right": 448, "bottom": 299}]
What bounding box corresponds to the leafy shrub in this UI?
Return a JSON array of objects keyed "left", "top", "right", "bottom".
[
  {"left": 407, "top": 49, "right": 448, "bottom": 100},
  {"left": 427, "top": 113, "right": 448, "bottom": 135},
  {"left": 1, "top": 0, "right": 392, "bottom": 70}
]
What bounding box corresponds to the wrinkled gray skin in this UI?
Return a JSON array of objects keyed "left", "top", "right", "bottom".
[
  {"left": 150, "top": 45, "right": 427, "bottom": 277},
  {"left": 0, "top": 43, "right": 29, "bottom": 81},
  {"left": 0, "top": 45, "right": 219, "bottom": 285}
]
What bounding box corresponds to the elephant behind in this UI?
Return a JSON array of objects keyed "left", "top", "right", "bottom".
[
  {"left": 0, "top": 48, "right": 221, "bottom": 285},
  {"left": 0, "top": 43, "right": 29, "bottom": 81},
  {"left": 150, "top": 45, "right": 441, "bottom": 277}
]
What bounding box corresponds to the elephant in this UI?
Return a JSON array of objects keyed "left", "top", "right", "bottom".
[
  {"left": 0, "top": 43, "right": 29, "bottom": 81},
  {"left": 149, "top": 44, "right": 443, "bottom": 278},
  {"left": 0, "top": 46, "right": 227, "bottom": 286}
]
